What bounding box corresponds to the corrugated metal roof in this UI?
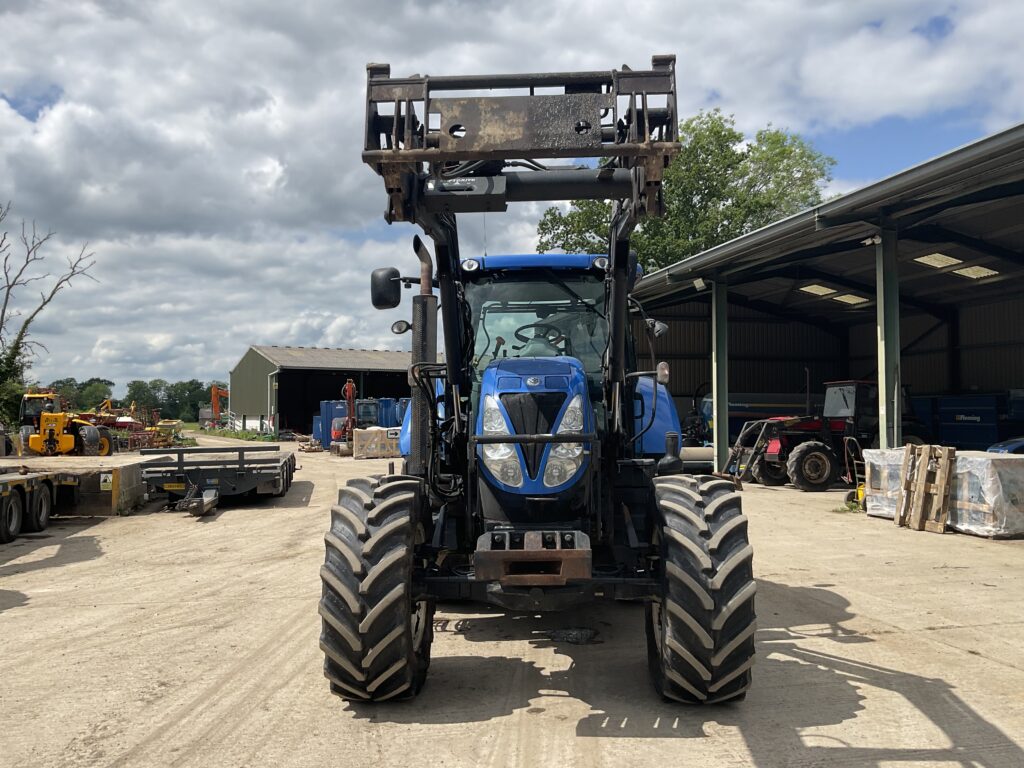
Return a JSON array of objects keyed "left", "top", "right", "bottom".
[
  {"left": 252, "top": 346, "right": 411, "bottom": 371},
  {"left": 635, "top": 120, "right": 1024, "bottom": 321}
]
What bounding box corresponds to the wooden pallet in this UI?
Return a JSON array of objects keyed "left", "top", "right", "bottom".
[{"left": 895, "top": 444, "right": 956, "bottom": 533}]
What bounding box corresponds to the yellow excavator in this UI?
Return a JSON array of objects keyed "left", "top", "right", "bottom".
[{"left": 18, "top": 392, "right": 115, "bottom": 457}]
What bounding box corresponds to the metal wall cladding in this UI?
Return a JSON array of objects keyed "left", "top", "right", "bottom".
[
  {"left": 640, "top": 300, "right": 842, "bottom": 395},
  {"left": 849, "top": 314, "right": 947, "bottom": 359},
  {"left": 846, "top": 296, "right": 1024, "bottom": 394},
  {"left": 961, "top": 297, "right": 1024, "bottom": 345},
  {"left": 639, "top": 292, "right": 1024, "bottom": 399},
  {"left": 956, "top": 298, "right": 1024, "bottom": 391},
  {"left": 961, "top": 347, "right": 1024, "bottom": 391},
  {"left": 901, "top": 352, "right": 950, "bottom": 394},
  {"left": 229, "top": 347, "right": 277, "bottom": 418}
]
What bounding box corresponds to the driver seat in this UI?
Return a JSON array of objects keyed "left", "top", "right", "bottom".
[{"left": 518, "top": 336, "right": 560, "bottom": 357}]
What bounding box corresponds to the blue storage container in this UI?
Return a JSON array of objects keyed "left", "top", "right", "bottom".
[
  {"left": 378, "top": 398, "right": 398, "bottom": 428},
  {"left": 319, "top": 400, "right": 349, "bottom": 445}
]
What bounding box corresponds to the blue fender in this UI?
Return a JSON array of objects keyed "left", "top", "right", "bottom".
[{"left": 633, "top": 377, "right": 682, "bottom": 456}]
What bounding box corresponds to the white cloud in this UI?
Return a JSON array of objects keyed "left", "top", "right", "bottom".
[{"left": 1, "top": 0, "right": 1021, "bottom": 390}]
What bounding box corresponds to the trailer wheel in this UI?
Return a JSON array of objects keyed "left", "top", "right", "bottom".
[
  {"left": 786, "top": 441, "right": 837, "bottom": 492},
  {"left": 750, "top": 457, "right": 787, "bottom": 486},
  {"left": 319, "top": 475, "right": 433, "bottom": 702},
  {"left": 1, "top": 490, "right": 24, "bottom": 543},
  {"left": 647, "top": 475, "right": 756, "bottom": 704},
  {"left": 22, "top": 485, "right": 52, "bottom": 533}
]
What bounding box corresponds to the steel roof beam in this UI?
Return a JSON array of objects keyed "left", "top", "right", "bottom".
[
  {"left": 903, "top": 224, "right": 1024, "bottom": 269},
  {"left": 757, "top": 264, "right": 951, "bottom": 320}
]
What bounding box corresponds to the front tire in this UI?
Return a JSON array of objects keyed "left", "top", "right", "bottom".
[
  {"left": 319, "top": 475, "right": 433, "bottom": 702},
  {"left": 647, "top": 475, "right": 756, "bottom": 703},
  {"left": 750, "top": 457, "right": 787, "bottom": 486},
  {"left": 786, "top": 441, "right": 837, "bottom": 492},
  {"left": 80, "top": 426, "right": 100, "bottom": 457}
]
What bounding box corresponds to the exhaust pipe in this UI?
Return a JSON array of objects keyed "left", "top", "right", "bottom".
[{"left": 408, "top": 236, "right": 438, "bottom": 477}]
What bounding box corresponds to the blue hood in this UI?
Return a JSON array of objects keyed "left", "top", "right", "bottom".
[{"left": 476, "top": 356, "right": 592, "bottom": 494}]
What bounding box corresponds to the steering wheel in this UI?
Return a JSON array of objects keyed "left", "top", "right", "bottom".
[{"left": 513, "top": 322, "right": 563, "bottom": 345}]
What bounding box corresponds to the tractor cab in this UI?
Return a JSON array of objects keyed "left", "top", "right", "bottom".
[
  {"left": 19, "top": 393, "right": 60, "bottom": 428},
  {"left": 822, "top": 380, "right": 920, "bottom": 441}
]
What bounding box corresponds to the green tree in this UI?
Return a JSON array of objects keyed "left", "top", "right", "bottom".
[
  {"left": 78, "top": 378, "right": 114, "bottom": 408},
  {"left": 164, "top": 379, "right": 208, "bottom": 421},
  {"left": 536, "top": 110, "right": 835, "bottom": 271},
  {"left": 47, "top": 377, "right": 81, "bottom": 408},
  {"left": 125, "top": 380, "right": 160, "bottom": 410}
]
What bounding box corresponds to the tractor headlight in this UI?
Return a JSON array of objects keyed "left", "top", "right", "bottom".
[
  {"left": 544, "top": 394, "right": 585, "bottom": 487},
  {"left": 480, "top": 395, "right": 522, "bottom": 488}
]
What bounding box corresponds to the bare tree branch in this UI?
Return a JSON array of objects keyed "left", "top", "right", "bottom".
[{"left": 0, "top": 203, "right": 97, "bottom": 371}]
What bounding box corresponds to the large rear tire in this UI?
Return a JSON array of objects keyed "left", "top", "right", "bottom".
[
  {"left": 786, "top": 441, "right": 837, "bottom": 491},
  {"left": 97, "top": 428, "right": 114, "bottom": 457},
  {"left": 1, "top": 491, "right": 24, "bottom": 544},
  {"left": 319, "top": 475, "right": 433, "bottom": 702},
  {"left": 646, "top": 475, "right": 756, "bottom": 704}
]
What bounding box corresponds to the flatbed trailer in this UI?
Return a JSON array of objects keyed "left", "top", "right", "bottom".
[
  {"left": 140, "top": 445, "right": 297, "bottom": 502},
  {"left": 0, "top": 468, "right": 80, "bottom": 543}
]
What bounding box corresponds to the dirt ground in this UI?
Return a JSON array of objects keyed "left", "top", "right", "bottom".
[{"left": 2, "top": 440, "right": 1023, "bottom": 768}]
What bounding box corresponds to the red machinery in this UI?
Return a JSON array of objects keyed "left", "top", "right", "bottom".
[
  {"left": 726, "top": 380, "right": 930, "bottom": 491},
  {"left": 330, "top": 379, "right": 358, "bottom": 444},
  {"left": 211, "top": 385, "right": 229, "bottom": 423}
]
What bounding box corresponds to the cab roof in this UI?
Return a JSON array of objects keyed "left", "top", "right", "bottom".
[
  {"left": 464, "top": 254, "right": 604, "bottom": 271},
  {"left": 462, "top": 253, "right": 644, "bottom": 279}
]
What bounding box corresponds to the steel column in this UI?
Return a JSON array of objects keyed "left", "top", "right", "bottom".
[
  {"left": 875, "top": 226, "right": 902, "bottom": 448},
  {"left": 948, "top": 309, "right": 961, "bottom": 393},
  {"left": 711, "top": 280, "right": 730, "bottom": 470}
]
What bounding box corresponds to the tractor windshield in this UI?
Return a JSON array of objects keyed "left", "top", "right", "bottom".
[
  {"left": 464, "top": 271, "right": 608, "bottom": 382},
  {"left": 20, "top": 396, "right": 56, "bottom": 422},
  {"left": 823, "top": 385, "right": 857, "bottom": 419}
]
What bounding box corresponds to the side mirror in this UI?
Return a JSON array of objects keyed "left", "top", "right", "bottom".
[{"left": 371, "top": 267, "right": 401, "bottom": 309}]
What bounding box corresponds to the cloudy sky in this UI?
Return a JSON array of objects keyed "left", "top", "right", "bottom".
[{"left": 2, "top": 0, "right": 1022, "bottom": 393}]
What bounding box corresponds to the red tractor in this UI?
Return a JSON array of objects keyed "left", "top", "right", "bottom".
[{"left": 726, "top": 380, "right": 929, "bottom": 492}]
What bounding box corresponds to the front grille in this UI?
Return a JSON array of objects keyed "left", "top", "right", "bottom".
[{"left": 500, "top": 392, "right": 566, "bottom": 478}]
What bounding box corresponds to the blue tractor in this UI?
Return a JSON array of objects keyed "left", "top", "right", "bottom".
[{"left": 318, "top": 57, "right": 756, "bottom": 704}]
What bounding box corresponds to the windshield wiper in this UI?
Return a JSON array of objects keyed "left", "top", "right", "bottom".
[{"left": 542, "top": 269, "right": 606, "bottom": 319}]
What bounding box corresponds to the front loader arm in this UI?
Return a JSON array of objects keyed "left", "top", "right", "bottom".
[{"left": 362, "top": 56, "right": 680, "bottom": 453}]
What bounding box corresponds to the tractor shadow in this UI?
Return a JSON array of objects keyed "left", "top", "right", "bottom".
[{"left": 348, "top": 580, "right": 1024, "bottom": 766}]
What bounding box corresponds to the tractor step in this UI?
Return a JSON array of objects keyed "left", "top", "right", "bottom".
[{"left": 473, "top": 530, "right": 592, "bottom": 587}]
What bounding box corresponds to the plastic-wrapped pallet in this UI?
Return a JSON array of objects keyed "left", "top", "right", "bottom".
[
  {"left": 863, "top": 449, "right": 904, "bottom": 520},
  {"left": 864, "top": 448, "right": 1024, "bottom": 537},
  {"left": 352, "top": 427, "right": 400, "bottom": 460}
]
